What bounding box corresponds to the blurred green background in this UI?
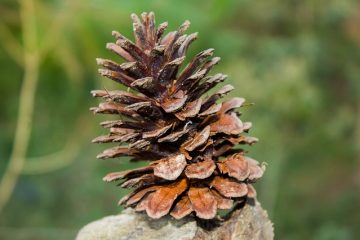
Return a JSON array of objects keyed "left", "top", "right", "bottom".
[{"left": 0, "top": 0, "right": 359, "bottom": 239}]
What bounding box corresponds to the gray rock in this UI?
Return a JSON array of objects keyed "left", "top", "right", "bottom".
[{"left": 76, "top": 201, "right": 273, "bottom": 240}]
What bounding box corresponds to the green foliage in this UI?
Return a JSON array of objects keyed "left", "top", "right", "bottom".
[{"left": 0, "top": 0, "right": 359, "bottom": 239}]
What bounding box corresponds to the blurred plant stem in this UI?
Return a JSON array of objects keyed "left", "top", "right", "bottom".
[
  {"left": 0, "top": 0, "right": 39, "bottom": 213},
  {"left": 0, "top": 21, "right": 23, "bottom": 66},
  {"left": 21, "top": 116, "right": 89, "bottom": 175},
  {"left": 38, "top": 0, "right": 79, "bottom": 61},
  {"left": 0, "top": 0, "right": 81, "bottom": 214}
]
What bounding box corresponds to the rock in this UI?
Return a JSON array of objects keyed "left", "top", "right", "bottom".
[{"left": 76, "top": 200, "right": 273, "bottom": 240}]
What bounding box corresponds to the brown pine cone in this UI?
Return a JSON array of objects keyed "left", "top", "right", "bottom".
[{"left": 91, "top": 12, "right": 265, "bottom": 220}]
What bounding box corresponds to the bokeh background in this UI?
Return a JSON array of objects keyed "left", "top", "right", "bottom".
[{"left": 0, "top": 0, "right": 359, "bottom": 239}]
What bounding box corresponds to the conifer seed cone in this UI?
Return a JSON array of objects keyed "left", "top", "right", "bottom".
[{"left": 91, "top": 12, "right": 265, "bottom": 220}]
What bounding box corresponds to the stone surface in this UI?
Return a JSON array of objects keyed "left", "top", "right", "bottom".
[{"left": 76, "top": 200, "right": 273, "bottom": 240}]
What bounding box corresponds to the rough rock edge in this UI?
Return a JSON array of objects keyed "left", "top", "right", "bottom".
[{"left": 76, "top": 200, "right": 274, "bottom": 240}]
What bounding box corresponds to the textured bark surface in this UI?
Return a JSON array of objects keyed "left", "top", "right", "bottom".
[{"left": 76, "top": 201, "right": 274, "bottom": 240}]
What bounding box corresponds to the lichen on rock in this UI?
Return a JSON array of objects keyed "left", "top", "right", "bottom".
[{"left": 76, "top": 201, "right": 274, "bottom": 240}]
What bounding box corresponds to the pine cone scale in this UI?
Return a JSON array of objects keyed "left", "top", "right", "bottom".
[
  {"left": 184, "top": 158, "right": 216, "bottom": 179},
  {"left": 153, "top": 154, "right": 187, "bottom": 180},
  {"left": 146, "top": 178, "right": 188, "bottom": 219},
  {"left": 170, "top": 195, "right": 193, "bottom": 219},
  {"left": 188, "top": 187, "right": 217, "bottom": 219}
]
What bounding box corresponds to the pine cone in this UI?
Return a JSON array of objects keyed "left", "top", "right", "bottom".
[{"left": 91, "top": 12, "right": 265, "bottom": 220}]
